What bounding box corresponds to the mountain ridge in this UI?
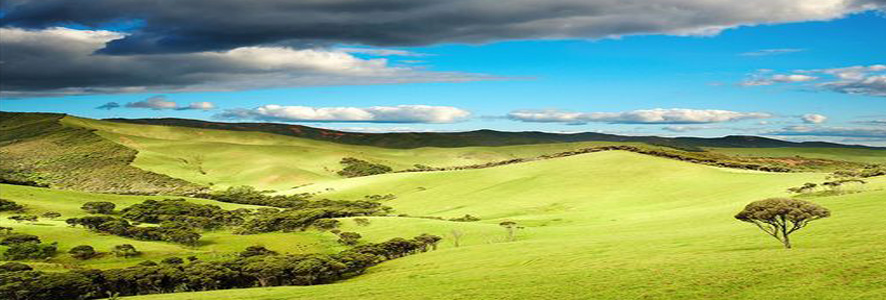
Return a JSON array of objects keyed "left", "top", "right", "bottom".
[{"left": 104, "top": 116, "right": 884, "bottom": 150}]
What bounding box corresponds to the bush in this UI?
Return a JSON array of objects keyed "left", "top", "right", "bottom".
[
  {"left": 112, "top": 244, "right": 139, "bottom": 258},
  {"left": 449, "top": 214, "right": 481, "bottom": 222},
  {"left": 7, "top": 215, "right": 37, "bottom": 223},
  {"left": 41, "top": 211, "right": 61, "bottom": 219},
  {"left": 3, "top": 242, "right": 57, "bottom": 260},
  {"left": 1, "top": 233, "right": 40, "bottom": 245},
  {"left": 0, "top": 262, "right": 33, "bottom": 272},
  {"left": 337, "top": 232, "right": 361, "bottom": 245},
  {"left": 353, "top": 218, "right": 371, "bottom": 226},
  {"left": 313, "top": 219, "right": 340, "bottom": 231},
  {"left": 69, "top": 245, "right": 97, "bottom": 260},
  {"left": 0, "top": 199, "right": 24, "bottom": 212},
  {"left": 161, "top": 257, "right": 184, "bottom": 265},
  {"left": 81, "top": 201, "right": 116, "bottom": 214}
]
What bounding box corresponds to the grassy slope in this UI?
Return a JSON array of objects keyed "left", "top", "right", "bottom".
[
  {"left": 127, "top": 151, "right": 886, "bottom": 300},
  {"left": 0, "top": 184, "right": 340, "bottom": 270},
  {"left": 0, "top": 113, "right": 202, "bottom": 194},
  {"left": 65, "top": 116, "right": 640, "bottom": 191}
]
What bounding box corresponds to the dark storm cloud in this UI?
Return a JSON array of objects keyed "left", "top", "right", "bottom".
[{"left": 3, "top": 0, "right": 884, "bottom": 54}]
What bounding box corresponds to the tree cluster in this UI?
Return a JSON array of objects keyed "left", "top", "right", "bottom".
[
  {"left": 121, "top": 199, "right": 248, "bottom": 230},
  {"left": 1, "top": 234, "right": 56, "bottom": 261},
  {"left": 337, "top": 157, "right": 393, "bottom": 178},
  {"left": 0, "top": 235, "right": 441, "bottom": 300},
  {"left": 66, "top": 216, "right": 202, "bottom": 246},
  {"left": 236, "top": 200, "right": 390, "bottom": 234},
  {"left": 205, "top": 186, "right": 313, "bottom": 208}
]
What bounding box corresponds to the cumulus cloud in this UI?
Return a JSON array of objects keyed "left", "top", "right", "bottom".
[
  {"left": 95, "top": 102, "right": 120, "bottom": 110},
  {"left": 0, "top": 27, "right": 494, "bottom": 97},
  {"left": 740, "top": 73, "right": 818, "bottom": 86},
  {"left": 661, "top": 125, "right": 723, "bottom": 132},
  {"left": 121, "top": 96, "right": 216, "bottom": 110},
  {"left": 801, "top": 113, "right": 828, "bottom": 124},
  {"left": 740, "top": 64, "right": 886, "bottom": 96},
  {"left": 336, "top": 48, "right": 428, "bottom": 57},
  {"left": 739, "top": 48, "right": 806, "bottom": 56},
  {"left": 126, "top": 96, "right": 178, "bottom": 110},
  {"left": 768, "top": 125, "right": 886, "bottom": 138},
  {"left": 507, "top": 108, "right": 772, "bottom": 125},
  {"left": 216, "top": 105, "right": 471, "bottom": 124},
  {"left": 2, "top": 0, "right": 883, "bottom": 54}
]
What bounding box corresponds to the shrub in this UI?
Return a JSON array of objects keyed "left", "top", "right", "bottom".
[
  {"left": 449, "top": 214, "right": 481, "bottom": 222},
  {"left": 3, "top": 242, "right": 58, "bottom": 260},
  {"left": 7, "top": 215, "right": 37, "bottom": 223},
  {"left": 337, "top": 232, "right": 361, "bottom": 245},
  {"left": 112, "top": 244, "right": 140, "bottom": 258},
  {"left": 81, "top": 201, "right": 116, "bottom": 214},
  {"left": 353, "top": 218, "right": 371, "bottom": 226},
  {"left": 161, "top": 257, "right": 184, "bottom": 265},
  {"left": 0, "top": 262, "right": 33, "bottom": 272},
  {"left": 313, "top": 219, "right": 340, "bottom": 231},
  {"left": 0, "top": 233, "right": 40, "bottom": 245},
  {"left": 69, "top": 245, "right": 97, "bottom": 260},
  {"left": 41, "top": 211, "right": 62, "bottom": 219},
  {"left": 0, "top": 199, "right": 24, "bottom": 212}
]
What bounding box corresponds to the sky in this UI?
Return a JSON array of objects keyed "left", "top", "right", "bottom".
[{"left": 1, "top": 0, "right": 885, "bottom": 145}]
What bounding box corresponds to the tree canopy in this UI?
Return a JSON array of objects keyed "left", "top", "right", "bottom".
[{"left": 734, "top": 198, "right": 830, "bottom": 249}]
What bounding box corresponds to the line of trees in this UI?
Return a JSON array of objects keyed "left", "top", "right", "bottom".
[
  {"left": 337, "top": 157, "right": 393, "bottom": 177},
  {"left": 0, "top": 234, "right": 441, "bottom": 300}
]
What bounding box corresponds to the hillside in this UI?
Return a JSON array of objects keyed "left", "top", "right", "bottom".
[
  {"left": 107, "top": 151, "right": 884, "bottom": 300},
  {"left": 107, "top": 117, "right": 883, "bottom": 150},
  {"left": 0, "top": 112, "right": 203, "bottom": 194}
]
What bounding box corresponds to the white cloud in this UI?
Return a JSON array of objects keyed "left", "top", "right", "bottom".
[
  {"left": 661, "top": 125, "right": 723, "bottom": 132},
  {"left": 217, "top": 105, "right": 471, "bottom": 124},
  {"left": 801, "top": 113, "right": 828, "bottom": 124},
  {"left": 740, "top": 48, "right": 806, "bottom": 56},
  {"left": 336, "top": 48, "right": 429, "bottom": 57},
  {"left": 182, "top": 102, "right": 217, "bottom": 111},
  {"left": 0, "top": 27, "right": 495, "bottom": 98},
  {"left": 768, "top": 125, "right": 886, "bottom": 138},
  {"left": 507, "top": 108, "right": 772, "bottom": 124},
  {"left": 121, "top": 96, "right": 216, "bottom": 110},
  {"left": 126, "top": 96, "right": 178, "bottom": 110},
  {"left": 740, "top": 64, "right": 886, "bottom": 96}
]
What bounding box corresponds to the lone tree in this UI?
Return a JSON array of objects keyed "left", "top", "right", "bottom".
[
  {"left": 734, "top": 198, "right": 830, "bottom": 249},
  {"left": 81, "top": 202, "right": 116, "bottom": 214},
  {"left": 499, "top": 221, "right": 520, "bottom": 242}
]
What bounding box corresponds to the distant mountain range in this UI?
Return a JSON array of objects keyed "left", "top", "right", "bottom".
[{"left": 106, "top": 117, "right": 884, "bottom": 150}]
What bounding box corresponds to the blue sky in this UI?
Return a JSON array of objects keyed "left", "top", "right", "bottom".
[{"left": 1, "top": 3, "right": 884, "bottom": 145}]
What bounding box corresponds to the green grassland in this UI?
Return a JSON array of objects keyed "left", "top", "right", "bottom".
[
  {"left": 3, "top": 113, "right": 886, "bottom": 299},
  {"left": 65, "top": 116, "right": 641, "bottom": 191},
  {"left": 111, "top": 151, "right": 883, "bottom": 299},
  {"left": 0, "top": 184, "right": 342, "bottom": 271}
]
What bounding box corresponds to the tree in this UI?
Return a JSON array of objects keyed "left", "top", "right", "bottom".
[
  {"left": 81, "top": 201, "right": 116, "bottom": 214},
  {"left": 312, "top": 219, "right": 340, "bottom": 231},
  {"left": 734, "top": 198, "right": 831, "bottom": 249},
  {"left": 240, "top": 245, "right": 277, "bottom": 257},
  {"left": 450, "top": 229, "right": 464, "bottom": 247},
  {"left": 353, "top": 218, "right": 371, "bottom": 226},
  {"left": 112, "top": 244, "right": 140, "bottom": 258},
  {"left": 499, "top": 221, "right": 519, "bottom": 242},
  {"left": 0, "top": 262, "right": 33, "bottom": 272},
  {"left": 69, "top": 245, "right": 97, "bottom": 260},
  {"left": 41, "top": 211, "right": 62, "bottom": 220},
  {"left": 337, "top": 232, "right": 361, "bottom": 245}
]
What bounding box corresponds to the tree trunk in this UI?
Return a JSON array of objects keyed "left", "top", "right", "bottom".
[{"left": 782, "top": 234, "right": 792, "bottom": 249}]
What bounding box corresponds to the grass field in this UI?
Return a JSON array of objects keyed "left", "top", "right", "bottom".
[
  {"left": 64, "top": 116, "right": 641, "bottom": 191},
  {"left": 3, "top": 115, "right": 886, "bottom": 299},
  {"left": 67, "top": 150, "right": 884, "bottom": 299}
]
